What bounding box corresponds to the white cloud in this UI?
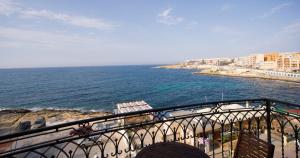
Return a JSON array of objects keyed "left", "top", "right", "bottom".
[
  {"left": 259, "top": 2, "right": 291, "bottom": 19},
  {"left": 0, "top": 26, "right": 140, "bottom": 53},
  {"left": 0, "top": 26, "right": 90, "bottom": 46},
  {"left": 0, "top": 0, "right": 19, "bottom": 15},
  {"left": 0, "top": 26, "right": 160, "bottom": 68},
  {"left": 20, "top": 9, "right": 116, "bottom": 30},
  {"left": 157, "top": 8, "right": 183, "bottom": 25},
  {"left": 0, "top": 0, "right": 116, "bottom": 30}
]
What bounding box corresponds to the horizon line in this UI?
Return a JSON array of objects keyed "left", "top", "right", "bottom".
[{"left": 0, "top": 63, "right": 172, "bottom": 70}]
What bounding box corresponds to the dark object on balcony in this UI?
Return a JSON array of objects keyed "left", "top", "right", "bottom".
[
  {"left": 69, "top": 125, "right": 93, "bottom": 136},
  {"left": 234, "top": 132, "right": 275, "bottom": 158},
  {"left": 136, "top": 142, "right": 210, "bottom": 158}
]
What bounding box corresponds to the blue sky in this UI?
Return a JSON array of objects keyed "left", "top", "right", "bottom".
[{"left": 0, "top": 0, "right": 299, "bottom": 68}]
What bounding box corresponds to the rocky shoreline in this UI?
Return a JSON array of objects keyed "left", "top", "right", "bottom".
[
  {"left": 0, "top": 109, "right": 111, "bottom": 136},
  {"left": 194, "top": 69, "right": 300, "bottom": 84},
  {"left": 157, "top": 64, "right": 183, "bottom": 69},
  {"left": 159, "top": 64, "right": 300, "bottom": 83}
]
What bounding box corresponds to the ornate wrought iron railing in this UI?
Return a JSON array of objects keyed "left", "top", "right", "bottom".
[{"left": 0, "top": 98, "right": 299, "bottom": 158}]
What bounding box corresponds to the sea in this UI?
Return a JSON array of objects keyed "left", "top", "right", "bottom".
[{"left": 0, "top": 65, "right": 299, "bottom": 112}]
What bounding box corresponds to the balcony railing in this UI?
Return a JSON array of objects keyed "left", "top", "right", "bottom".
[{"left": 0, "top": 98, "right": 299, "bottom": 158}]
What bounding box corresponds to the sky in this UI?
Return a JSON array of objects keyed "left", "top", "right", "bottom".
[{"left": 0, "top": 0, "right": 300, "bottom": 68}]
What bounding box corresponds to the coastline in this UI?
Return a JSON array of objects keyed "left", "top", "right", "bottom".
[
  {"left": 156, "top": 64, "right": 183, "bottom": 69},
  {"left": 158, "top": 63, "right": 300, "bottom": 83},
  {"left": 157, "top": 64, "right": 213, "bottom": 70},
  {"left": 0, "top": 108, "right": 111, "bottom": 136},
  {"left": 194, "top": 71, "right": 300, "bottom": 83}
]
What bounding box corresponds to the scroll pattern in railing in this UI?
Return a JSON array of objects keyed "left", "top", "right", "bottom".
[{"left": 0, "top": 99, "right": 299, "bottom": 158}]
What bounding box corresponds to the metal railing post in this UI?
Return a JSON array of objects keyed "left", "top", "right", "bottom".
[
  {"left": 266, "top": 99, "right": 272, "bottom": 144},
  {"left": 295, "top": 125, "right": 299, "bottom": 158}
]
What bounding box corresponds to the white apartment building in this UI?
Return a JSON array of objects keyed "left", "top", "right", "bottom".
[
  {"left": 261, "top": 61, "right": 277, "bottom": 70},
  {"left": 235, "top": 54, "right": 264, "bottom": 68}
]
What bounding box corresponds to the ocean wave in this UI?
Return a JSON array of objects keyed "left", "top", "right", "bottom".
[{"left": 0, "top": 106, "right": 107, "bottom": 113}]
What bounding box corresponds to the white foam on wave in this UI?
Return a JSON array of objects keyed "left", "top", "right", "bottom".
[
  {"left": 0, "top": 106, "right": 107, "bottom": 113},
  {"left": 0, "top": 107, "right": 9, "bottom": 111}
]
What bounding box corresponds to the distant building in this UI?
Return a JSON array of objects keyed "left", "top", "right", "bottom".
[
  {"left": 235, "top": 56, "right": 250, "bottom": 67},
  {"left": 259, "top": 52, "right": 280, "bottom": 70},
  {"left": 277, "top": 52, "right": 300, "bottom": 72},
  {"left": 183, "top": 51, "right": 300, "bottom": 72},
  {"left": 261, "top": 61, "right": 277, "bottom": 70},
  {"left": 235, "top": 54, "right": 264, "bottom": 68},
  {"left": 253, "top": 54, "right": 264, "bottom": 68},
  {"left": 183, "top": 58, "right": 233, "bottom": 67},
  {"left": 264, "top": 52, "right": 279, "bottom": 62},
  {"left": 259, "top": 52, "right": 300, "bottom": 71}
]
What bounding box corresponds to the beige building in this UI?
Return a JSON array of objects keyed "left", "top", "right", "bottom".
[
  {"left": 259, "top": 52, "right": 300, "bottom": 71},
  {"left": 235, "top": 56, "right": 249, "bottom": 67},
  {"left": 277, "top": 53, "right": 300, "bottom": 72},
  {"left": 261, "top": 61, "right": 277, "bottom": 70},
  {"left": 235, "top": 54, "right": 264, "bottom": 68},
  {"left": 260, "top": 52, "right": 280, "bottom": 70},
  {"left": 264, "top": 52, "right": 280, "bottom": 62}
]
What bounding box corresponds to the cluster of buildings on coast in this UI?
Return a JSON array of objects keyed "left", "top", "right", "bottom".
[
  {"left": 184, "top": 52, "right": 300, "bottom": 72},
  {"left": 235, "top": 52, "right": 300, "bottom": 72},
  {"left": 168, "top": 51, "right": 300, "bottom": 81}
]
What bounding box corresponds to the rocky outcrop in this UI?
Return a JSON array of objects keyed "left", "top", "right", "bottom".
[
  {"left": 158, "top": 64, "right": 183, "bottom": 69},
  {"left": 0, "top": 109, "right": 111, "bottom": 135},
  {"left": 0, "top": 109, "right": 31, "bottom": 127}
]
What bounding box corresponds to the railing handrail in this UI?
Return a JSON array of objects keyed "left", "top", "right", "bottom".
[
  {"left": 1, "top": 98, "right": 300, "bottom": 158},
  {"left": 0, "top": 98, "right": 298, "bottom": 141},
  {"left": 1, "top": 108, "right": 267, "bottom": 157},
  {"left": 0, "top": 98, "right": 264, "bottom": 140}
]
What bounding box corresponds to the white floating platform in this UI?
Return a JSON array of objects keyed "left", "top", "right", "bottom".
[{"left": 116, "top": 100, "right": 152, "bottom": 114}]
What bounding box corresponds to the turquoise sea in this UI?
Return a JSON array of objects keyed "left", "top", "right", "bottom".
[{"left": 0, "top": 65, "right": 299, "bottom": 111}]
